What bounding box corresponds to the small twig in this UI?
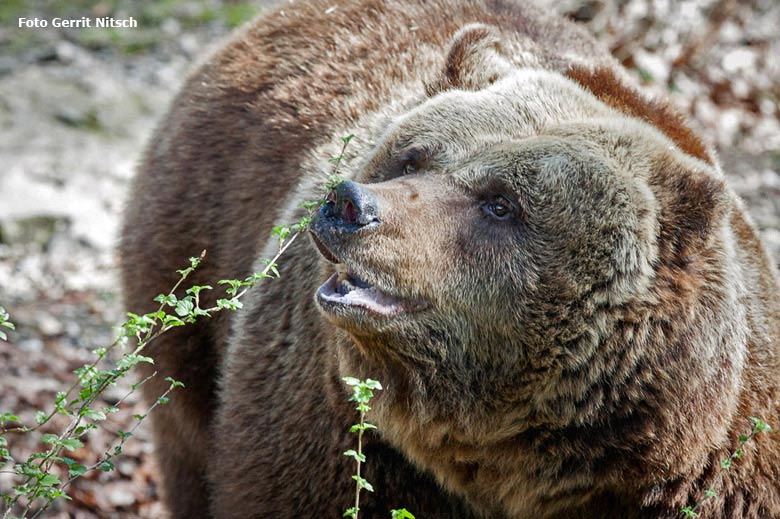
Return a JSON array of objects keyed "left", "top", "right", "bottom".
[{"left": 680, "top": 417, "right": 772, "bottom": 518}]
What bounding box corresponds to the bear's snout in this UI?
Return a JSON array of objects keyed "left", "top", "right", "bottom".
[
  {"left": 311, "top": 180, "right": 384, "bottom": 265},
  {"left": 318, "top": 180, "right": 381, "bottom": 231}
]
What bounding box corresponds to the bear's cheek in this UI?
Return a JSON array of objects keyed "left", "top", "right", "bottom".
[{"left": 357, "top": 179, "right": 471, "bottom": 298}]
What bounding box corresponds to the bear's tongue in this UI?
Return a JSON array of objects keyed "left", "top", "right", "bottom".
[{"left": 319, "top": 266, "right": 405, "bottom": 317}]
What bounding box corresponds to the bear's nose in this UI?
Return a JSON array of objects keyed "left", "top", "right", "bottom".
[{"left": 320, "top": 180, "right": 381, "bottom": 230}]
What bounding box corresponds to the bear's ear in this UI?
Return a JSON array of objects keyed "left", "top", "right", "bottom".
[
  {"left": 655, "top": 166, "right": 730, "bottom": 261},
  {"left": 426, "top": 24, "right": 514, "bottom": 96}
]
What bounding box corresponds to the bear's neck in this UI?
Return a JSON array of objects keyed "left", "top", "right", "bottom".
[{"left": 354, "top": 310, "right": 758, "bottom": 518}]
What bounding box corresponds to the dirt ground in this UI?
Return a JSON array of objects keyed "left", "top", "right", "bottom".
[{"left": 0, "top": 0, "right": 778, "bottom": 517}]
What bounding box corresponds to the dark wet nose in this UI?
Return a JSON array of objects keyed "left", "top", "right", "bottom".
[{"left": 318, "top": 180, "right": 381, "bottom": 231}]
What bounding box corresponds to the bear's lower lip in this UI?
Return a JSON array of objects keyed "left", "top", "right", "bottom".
[{"left": 317, "top": 269, "right": 412, "bottom": 318}]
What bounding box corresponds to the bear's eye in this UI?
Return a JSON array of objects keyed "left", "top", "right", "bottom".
[
  {"left": 399, "top": 147, "right": 425, "bottom": 175},
  {"left": 483, "top": 196, "right": 514, "bottom": 220}
]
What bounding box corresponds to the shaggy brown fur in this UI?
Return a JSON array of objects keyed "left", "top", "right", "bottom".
[{"left": 119, "top": 1, "right": 780, "bottom": 518}]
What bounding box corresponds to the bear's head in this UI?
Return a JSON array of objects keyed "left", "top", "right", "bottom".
[{"left": 309, "top": 24, "right": 738, "bottom": 514}]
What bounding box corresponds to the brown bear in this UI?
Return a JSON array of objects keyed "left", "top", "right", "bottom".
[{"left": 119, "top": 0, "right": 780, "bottom": 518}]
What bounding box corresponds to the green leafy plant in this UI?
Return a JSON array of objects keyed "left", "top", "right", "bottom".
[
  {"left": 342, "top": 377, "right": 414, "bottom": 519},
  {"left": 0, "top": 134, "right": 357, "bottom": 517},
  {"left": 680, "top": 417, "right": 772, "bottom": 518},
  {"left": 343, "top": 377, "right": 382, "bottom": 519},
  {"left": 0, "top": 232, "right": 304, "bottom": 518}
]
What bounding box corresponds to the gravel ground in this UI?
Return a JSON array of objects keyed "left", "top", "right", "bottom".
[{"left": 0, "top": 0, "right": 778, "bottom": 517}]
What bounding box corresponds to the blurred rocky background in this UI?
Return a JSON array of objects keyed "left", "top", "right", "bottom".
[{"left": 0, "top": 0, "right": 778, "bottom": 517}]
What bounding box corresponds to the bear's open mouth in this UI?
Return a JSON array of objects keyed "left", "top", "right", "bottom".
[
  {"left": 318, "top": 265, "right": 408, "bottom": 317},
  {"left": 310, "top": 232, "right": 424, "bottom": 318}
]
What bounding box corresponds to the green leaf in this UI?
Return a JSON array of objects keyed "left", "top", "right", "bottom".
[
  {"left": 1, "top": 412, "right": 20, "bottom": 425},
  {"left": 117, "top": 354, "right": 154, "bottom": 369},
  {"left": 217, "top": 279, "right": 243, "bottom": 296},
  {"left": 750, "top": 417, "right": 772, "bottom": 433},
  {"left": 186, "top": 285, "right": 212, "bottom": 296},
  {"left": 192, "top": 307, "right": 212, "bottom": 318},
  {"left": 39, "top": 474, "right": 60, "bottom": 487},
  {"left": 17, "top": 462, "right": 42, "bottom": 478},
  {"left": 352, "top": 475, "right": 374, "bottom": 492},
  {"left": 326, "top": 174, "right": 345, "bottom": 189},
  {"left": 343, "top": 450, "right": 366, "bottom": 463},
  {"left": 99, "top": 461, "right": 114, "bottom": 472},
  {"left": 163, "top": 315, "right": 185, "bottom": 327},
  {"left": 364, "top": 379, "right": 382, "bottom": 390},
  {"left": 165, "top": 376, "right": 185, "bottom": 388},
  {"left": 83, "top": 408, "right": 106, "bottom": 421},
  {"left": 175, "top": 299, "right": 194, "bottom": 317},
  {"left": 154, "top": 293, "right": 177, "bottom": 306},
  {"left": 61, "top": 438, "right": 84, "bottom": 451},
  {"left": 14, "top": 482, "right": 34, "bottom": 495},
  {"left": 41, "top": 434, "right": 58, "bottom": 445},
  {"left": 342, "top": 377, "right": 360, "bottom": 387},
  {"left": 300, "top": 200, "right": 321, "bottom": 211},
  {"left": 272, "top": 225, "right": 292, "bottom": 240},
  {"left": 216, "top": 298, "right": 242, "bottom": 311},
  {"left": 74, "top": 424, "right": 97, "bottom": 436},
  {"left": 68, "top": 464, "right": 88, "bottom": 478},
  {"left": 391, "top": 509, "right": 416, "bottom": 519}
]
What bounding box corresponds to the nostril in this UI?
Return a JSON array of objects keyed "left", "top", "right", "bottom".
[
  {"left": 322, "top": 180, "right": 380, "bottom": 230},
  {"left": 342, "top": 199, "right": 359, "bottom": 224}
]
